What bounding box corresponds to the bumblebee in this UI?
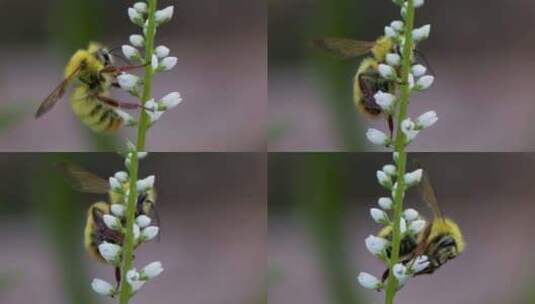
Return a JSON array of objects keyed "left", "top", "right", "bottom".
[
  {"left": 36, "top": 42, "right": 145, "bottom": 133},
  {"left": 59, "top": 163, "right": 158, "bottom": 263},
  {"left": 379, "top": 166, "right": 465, "bottom": 280}
]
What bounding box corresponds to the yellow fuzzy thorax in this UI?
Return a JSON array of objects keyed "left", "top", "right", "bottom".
[
  {"left": 371, "top": 36, "right": 394, "bottom": 62},
  {"left": 64, "top": 42, "right": 105, "bottom": 77},
  {"left": 424, "top": 218, "right": 465, "bottom": 253}
]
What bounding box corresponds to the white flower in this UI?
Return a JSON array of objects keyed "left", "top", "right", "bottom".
[
  {"left": 403, "top": 208, "right": 419, "bottom": 221},
  {"left": 111, "top": 204, "right": 125, "bottom": 217},
  {"left": 376, "top": 170, "right": 392, "bottom": 188},
  {"left": 378, "top": 197, "right": 393, "bottom": 210},
  {"left": 390, "top": 20, "right": 404, "bottom": 31},
  {"left": 129, "top": 34, "right": 145, "bottom": 47},
  {"left": 133, "top": 223, "right": 141, "bottom": 241},
  {"left": 160, "top": 92, "right": 182, "bottom": 109},
  {"left": 127, "top": 269, "right": 145, "bottom": 292},
  {"left": 117, "top": 73, "right": 140, "bottom": 91},
  {"left": 365, "top": 235, "right": 389, "bottom": 255},
  {"left": 400, "top": 218, "right": 407, "bottom": 234},
  {"left": 160, "top": 56, "right": 178, "bottom": 71},
  {"left": 384, "top": 26, "right": 397, "bottom": 38},
  {"left": 138, "top": 152, "right": 148, "bottom": 159},
  {"left": 136, "top": 175, "right": 155, "bottom": 192},
  {"left": 393, "top": 152, "right": 399, "bottom": 163},
  {"left": 98, "top": 242, "right": 121, "bottom": 264},
  {"left": 133, "top": 2, "right": 148, "bottom": 13},
  {"left": 413, "top": 24, "right": 431, "bottom": 42},
  {"left": 146, "top": 109, "right": 165, "bottom": 123},
  {"left": 378, "top": 64, "right": 397, "bottom": 80},
  {"left": 404, "top": 169, "right": 423, "bottom": 186},
  {"left": 408, "top": 219, "right": 426, "bottom": 234},
  {"left": 386, "top": 53, "right": 401, "bottom": 66},
  {"left": 128, "top": 7, "right": 144, "bottom": 26},
  {"left": 366, "top": 128, "right": 390, "bottom": 146},
  {"left": 109, "top": 177, "right": 122, "bottom": 190},
  {"left": 142, "top": 261, "right": 164, "bottom": 279},
  {"left": 358, "top": 272, "right": 381, "bottom": 290},
  {"left": 91, "top": 278, "right": 115, "bottom": 296},
  {"left": 145, "top": 99, "right": 158, "bottom": 111},
  {"left": 155, "top": 6, "right": 174, "bottom": 24},
  {"left": 411, "top": 64, "right": 427, "bottom": 77},
  {"left": 122, "top": 45, "right": 141, "bottom": 61},
  {"left": 151, "top": 54, "right": 159, "bottom": 71},
  {"left": 155, "top": 45, "right": 170, "bottom": 58},
  {"left": 103, "top": 214, "right": 121, "bottom": 230},
  {"left": 408, "top": 73, "right": 415, "bottom": 90},
  {"left": 414, "top": 0, "right": 425, "bottom": 8},
  {"left": 409, "top": 255, "right": 430, "bottom": 273},
  {"left": 401, "top": 118, "right": 419, "bottom": 142},
  {"left": 415, "top": 75, "right": 435, "bottom": 91},
  {"left": 136, "top": 215, "right": 151, "bottom": 228},
  {"left": 382, "top": 164, "right": 397, "bottom": 176},
  {"left": 393, "top": 263, "right": 409, "bottom": 283},
  {"left": 370, "top": 208, "right": 389, "bottom": 224},
  {"left": 114, "top": 171, "right": 128, "bottom": 182},
  {"left": 115, "top": 109, "right": 137, "bottom": 127},
  {"left": 374, "top": 91, "right": 396, "bottom": 111},
  {"left": 142, "top": 226, "right": 159, "bottom": 241},
  {"left": 416, "top": 111, "right": 438, "bottom": 129}
]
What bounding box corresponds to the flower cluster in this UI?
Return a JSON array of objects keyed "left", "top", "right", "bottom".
[
  {"left": 358, "top": 154, "right": 430, "bottom": 291},
  {"left": 117, "top": 1, "right": 182, "bottom": 126},
  {"left": 365, "top": 0, "right": 437, "bottom": 148},
  {"left": 91, "top": 152, "right": 163, "bottom": 298}
]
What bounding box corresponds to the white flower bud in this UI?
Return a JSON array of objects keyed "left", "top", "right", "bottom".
[
  {"left": 160, "top": 92, "right": 182, "bottom": 109},
  {"left": 408, "top": 219, "right": 426, "bottom": 234},
  {"left": 378, "top": 64, "right": 397, "bottom": 80},
  {"left": 393, "top": 263, "right": 409, "bottom": 282},
  {"left": 370, "top": 208, "right": 389, "bottom": 224},
  {"left": 115, "top": 109, "right": 137, "bottom": 127},
  {"left": 415, "top": 75, "right": 435, "bottom": 91},
  {"left": 114, "top": 171, "right": 128, "bottom": 183},
  {"left": 391, "top": 20, "right": 404, "bottom": 31},
  {"left": 126, "top": 269, "right": 145, "bottom": 292},
  {"left": 132, "top": 224, "right": 141, "bottom": 241},
  {"left": 138, "top": 152, "right": 148, "bottom": 159},
  {"left": 136, "top": 175, "right": 155, "bottom": 192},
  {"left": 91, "top": 278, "right": 115, "bottom": 296},
  {"left": 408, "top": 73, "right": 415, "bottom": 90},
  {"left": 142, "top": 226, "right": 159, "bottom": 241},
  {"left": 374, "top": 91, "right": 396, "bottom": 111},
  {"left": 154, "top": 45, "right": 170, "bottom": 59},
  {"left": 411, "top": 64, "right": 427, "bottom": 77},
  {"left": 151, "top": 54, "right": 159, "bottom": 71},
  {"left": 109, "top": 177, "right": 122, "bottom": 190},
  {"left": 129, "top": 35, "right": 145, "bottom": 48},
  {"left": 147, "top": 109, "right": 165, "bottom": 123},
  {"left": 103, "top": 214, "right": 121, "bottom": 230},
  {"left": 393, "top": 152, "right": 399, "bottom": 163},
  {"left": 122, "top": 45, "right": 140, "bottom": 61},
  {"left": 410, "top": 255, "right": 430, "bottom": 273},
  {"left": 365, "top": 235, "right": 389, "bottom": 255},
  {"left": 160, "top": 56, "right": 178, "bottom": 71},
  {"left": 414, "top": 0, "right": 425, "bottom": 8},
  {"left": 366, "top": 128, "right": 390, "bottom": 146},
  {"left": 358, "top": 272, "right": 381, "bottom": 290},
  {"left": 128, "top": 8, "right": 144, "bottom": 26},
  {"left": 401, "top": 118, "right": 419, "bottom": 142},
  {"left": 403, "top": 208, "right": 419, "bottom": 221},
  {"left": 376, "top": 170, "right": 392, "bottom": 188},
  {"left": 384, "top": 26, "right": 397, "bottom": 38},
  {"left": 136, "top": 215, "right": 151, "bottom": 228},
  {"left": 400, "top": 218, "right": 407, "bottom": 234},
  {"left": 145, "top": 99, "right": 158, "bottom": 111},
  {"left": 404, "top": 169, "right": 423, "bottom": 186},
  {"left": 111, "top": 204, "right": 126, "bottom": 217},
  {"left": 416, "top": 111, "right": 438, "bottom": 129},
  {"left": 142, "top": 261, "right": 164, "bottom": 279},
  {"left": 412, "top": 24, "right": 431, "bottom": 42},
  {"left": 382, "top": 164, "right": 397, "bottom": 176},
  {"left": 98, "top": 242, "right": 121, "bottom": 264},
  {"left": 386, "top": 53, "right": 401, "bottom": 66},
  {"left": 117, "top": 73, "right": 140, "bottom": 91},
  {"left": 155, "top": 6, "right": 174, "bottom": 24},
  {"left": 133, "top": 2, "right": 148, "bottom": 13},
  {"left": 378, "top": 197, "right": 393, "bottom": 210}
]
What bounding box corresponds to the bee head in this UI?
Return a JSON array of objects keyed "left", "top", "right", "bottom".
[
  {"left": 434, "top": 235, "right": 458, "bottom": 265},
  {"left": 96, "top": 48, "right": 114, "bottom": 66}
]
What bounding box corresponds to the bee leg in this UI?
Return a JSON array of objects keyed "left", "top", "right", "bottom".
[{"left": 95, "top": 95, "right": 154, "bottom": 111}]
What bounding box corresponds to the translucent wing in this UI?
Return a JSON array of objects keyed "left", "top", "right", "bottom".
[
  {"left": 312, "top": 38, "right": 376, "bottom": 59},
  {"left": 35, "top": 65, "right": 81, "bottom": 118},
  {"left": 58, "top": 162, "right": 109, "bottom": 194},
  {"left": 415, "top": 161, "right": 443, "bottom": 219}
]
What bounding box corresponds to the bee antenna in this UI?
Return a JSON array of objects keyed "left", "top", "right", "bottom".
[
  {"left": 414, "top": 49, "right": 436, "bottom": 77},
  {"left": 108, "top": 47, "right": 130, "bottom": 64}
]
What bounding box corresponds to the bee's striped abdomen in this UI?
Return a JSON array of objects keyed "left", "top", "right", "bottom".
[{"left": 70, "top": 86, "right": 123, "bottom": 133}]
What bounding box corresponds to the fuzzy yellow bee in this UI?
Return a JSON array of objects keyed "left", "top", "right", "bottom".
[
  {"left": 59, "top": 163, "right": 158, "bottom": 263},
  {"left": 379, "top": 165, "right": 465, "bottom": 280},
  {"left": 36, "top": 42, "right": 145, "bottom": 133}
]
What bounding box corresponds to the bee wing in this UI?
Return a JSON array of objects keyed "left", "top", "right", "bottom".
[
  {"left": 414, "top": 160, "right": 443, "bottom": 219},
  {"left": 58, "top": 162, "right": 110, "bottom": 194},
  {"left": 312, "top": 38, "right": 376, "bottom": 59},
  {"left": 35, "top": 65, "right": 81, "bottom": 118}
]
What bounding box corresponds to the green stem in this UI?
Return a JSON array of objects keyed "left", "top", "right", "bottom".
[
  {"left": 118, "top": 1, "right": 158, "bottom": 303},
  {"left": 136, "top": 0, "right": 158, "bottom": 151},
  {"left": 384, "top": 1, "right": 415, "bottom": 304}
]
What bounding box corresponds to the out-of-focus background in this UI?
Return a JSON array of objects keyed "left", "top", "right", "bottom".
[
  {"left": 0, "top": 153, "right": 266, "bottom": 304},
  {"left": 269, "top": 0, "right": 535, "bottom": 151},
  {"left": 0, "top": 0, "right": 265, "bottom": 151},
  {"left": 269, "top": 153, "right": 535, "bottom": 304}
]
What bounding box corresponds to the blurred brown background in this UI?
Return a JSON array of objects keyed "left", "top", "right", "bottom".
[
  {"left": 268, "top": 0, "right": 535, "bottom": 151},
  {"left": 269, "top": 153, "right": 535, "bottom": 303},
  {"left": 0, "top": 153, "right": 266, "bottom": 304},
  {"left": 0, "top": 0, "right": 266, "bottom": 151}
]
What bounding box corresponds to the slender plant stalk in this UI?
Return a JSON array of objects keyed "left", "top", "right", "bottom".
[
  {"left": 118, "top": 1, "right": 158, "bottom": 302},
  {"left": 384, "top": 1, "right": 415, "bottom": 303}
]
